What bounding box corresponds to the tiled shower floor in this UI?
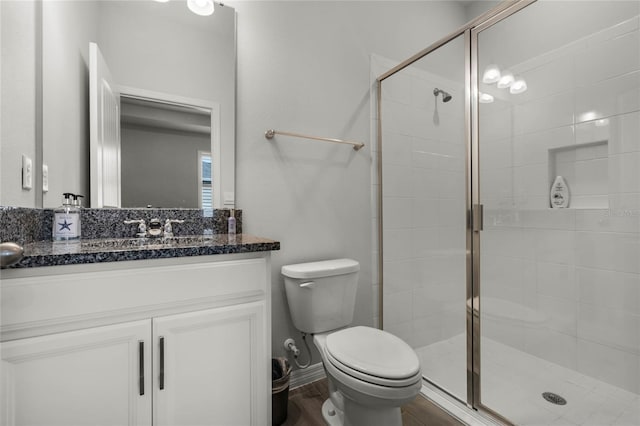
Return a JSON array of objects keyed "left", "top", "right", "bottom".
[{"left": 416, "top": 334, "right": 640, "bottom": 426}]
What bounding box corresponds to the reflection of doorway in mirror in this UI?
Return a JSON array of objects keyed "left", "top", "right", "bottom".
[
  {"left": 198, "top": 151, "right": 212, "bottom": 210},
  {"left": 93, "top": 83, "right": 221, "bottom": 209},
  {"left": 119, "top": 96, "right": 214, "bottom": 208},
  {"left": 89, "top": 42, "right": 121, "bottom": 208}
]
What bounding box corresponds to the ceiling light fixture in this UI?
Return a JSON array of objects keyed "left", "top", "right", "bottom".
[
  {"left": 497, "top": 71, "right": 515, "bottom": 89},
  {"left": 187, "top": 0, "right": 215, "bottom": 16},
  {"left": 482, "top": 64, "right": 501, "bottom": 84},
  {"left": 479, "top": 92, "right": 494, "bottom": 104},
  {"left": 579, "top": 111, "right": 598, "bottom": 122},
  {"left": 509, "top": 78, "right": 528, "bottom": 94}
]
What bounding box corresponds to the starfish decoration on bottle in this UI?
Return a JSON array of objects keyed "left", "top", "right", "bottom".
[{"left": 58, "top": 220, "right": 73, "bottom": 231}]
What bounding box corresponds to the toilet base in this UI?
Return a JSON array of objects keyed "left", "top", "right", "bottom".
[
  {"left": 321, "top": 396, "right": 403, "bottom": 426},
  {"left": 321, "top": 399, "right": 343, "bottom": 426}
]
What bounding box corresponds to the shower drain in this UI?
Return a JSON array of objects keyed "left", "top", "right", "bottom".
[{"left": 542, "top": 392, "right": 567, "bottom": 405}]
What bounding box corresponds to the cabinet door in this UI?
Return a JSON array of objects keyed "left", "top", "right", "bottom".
[
  {"left": 153, "top": 302, "right": 267, "bottom": 426},
  {"left": 1, "top": 321, "right": 152, "bottom": 426}
]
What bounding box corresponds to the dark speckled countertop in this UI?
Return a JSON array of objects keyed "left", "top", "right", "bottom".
[
  {"left": 10, "top": 234, "right": 280, "bottom": 268},
  {"left": 1, "top": 206, "right": 280, "bottom": 269}
]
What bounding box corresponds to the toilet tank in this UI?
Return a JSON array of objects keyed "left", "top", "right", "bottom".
[{"left": 282, "top": 259, "right": 360, "bottom": 334}]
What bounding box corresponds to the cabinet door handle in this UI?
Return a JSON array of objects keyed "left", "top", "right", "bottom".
[
  {"left": 159, "top": 336, "right": 165, "bottom": 390},
  {"left": 138, "top": 341, "right": 145, "bottom": 396}
]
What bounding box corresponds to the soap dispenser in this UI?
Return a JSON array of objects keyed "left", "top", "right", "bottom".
[
  {"left": 550, "top": 176, "right": 570, "bottom": 208},
  {"left": 53, "top": 193, "right": 81, "bottom": 240},
  {"left": 72, "top": 194, "right": 84, "bottom": 238}
]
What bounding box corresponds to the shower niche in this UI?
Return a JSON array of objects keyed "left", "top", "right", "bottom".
[{"left": 548, "top": 140, "right": 609, "bottom": 209}]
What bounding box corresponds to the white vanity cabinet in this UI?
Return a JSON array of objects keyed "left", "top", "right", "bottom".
[
  {"left": 0, "top": 253, "right": 271, "bottom": 426},
  {"left": 1, "top": 320, "right": 153, "bottom": 426},
  {"left": 153, "top": 302, "right": 265, "bottom": 426}
]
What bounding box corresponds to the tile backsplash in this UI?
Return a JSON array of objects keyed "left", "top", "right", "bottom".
[{"left": 0, "top": 207, "right": 241, "bottom": 244}]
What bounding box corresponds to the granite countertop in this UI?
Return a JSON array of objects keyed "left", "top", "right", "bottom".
[{"left": 9, "top": 234, "right": 280, "bottom": 268}]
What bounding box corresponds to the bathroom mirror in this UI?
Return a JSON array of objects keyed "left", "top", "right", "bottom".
[{"left": 40, "top": 0, "right": 236, "bottom": 208}]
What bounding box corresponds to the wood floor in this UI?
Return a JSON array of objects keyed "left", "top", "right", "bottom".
[{"left": 280, "top": 378, "right": 464, "bottom": 426}]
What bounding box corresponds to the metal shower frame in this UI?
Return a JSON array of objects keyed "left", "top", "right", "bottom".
[{"left": 376, "top": 1, "right": 536, "bottom": 424}]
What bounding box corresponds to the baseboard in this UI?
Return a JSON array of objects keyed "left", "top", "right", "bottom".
[{"left": 289, "top": 362, "right": 325, "bottom": 389}]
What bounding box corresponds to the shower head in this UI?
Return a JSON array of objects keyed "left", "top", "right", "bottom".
[{"left": 433, "top": 88, "right": 452, "bottom": 103}]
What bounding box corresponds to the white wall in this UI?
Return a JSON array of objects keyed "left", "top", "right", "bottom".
[
  {"left": 228, "top": 0, "right": 467, "bottom": 365},
  {"left": 1, "top": 1, "right": 38, "bottom": 207},
  {"left": 464, "top": 0, "right": 499, "bottom": 24},
  {"left": 120, "top": 126, "right": 209, "bottom": 208}
]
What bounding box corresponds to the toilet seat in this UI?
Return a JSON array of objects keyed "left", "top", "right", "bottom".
[{"left": 325, "top": 326, "right": 421, "bottom": 388}]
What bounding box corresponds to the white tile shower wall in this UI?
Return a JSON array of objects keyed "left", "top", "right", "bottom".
[
  {"left": 375, "top": 55, "right": 466, "bottom": 349},
  {"left": 480, "top": 15, "right": 640, "bottom": 393}
]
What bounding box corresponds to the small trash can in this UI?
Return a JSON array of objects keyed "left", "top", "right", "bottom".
[{"left": 272, "top": 357, "right": 291, "bottom": 425}]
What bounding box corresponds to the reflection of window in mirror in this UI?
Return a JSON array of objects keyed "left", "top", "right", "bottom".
[{"left": 198, "top": 151, "right": 212, "bottom": 210}]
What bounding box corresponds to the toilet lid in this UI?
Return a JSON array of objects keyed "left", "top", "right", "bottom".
[{"left": 325, "top": 326, "right": 420, "bottom": 380}]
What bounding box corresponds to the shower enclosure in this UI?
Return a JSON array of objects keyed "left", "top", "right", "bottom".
[{"left": 377, "top": 1, "right": 640, "bottom": 424}]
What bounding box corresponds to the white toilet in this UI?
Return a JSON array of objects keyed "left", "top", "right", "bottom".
[{"left": 282, "top": 259, "right": 422, "bottom": 426}]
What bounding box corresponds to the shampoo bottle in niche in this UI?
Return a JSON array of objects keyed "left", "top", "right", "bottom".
[
  {"left": 550, "top": 176, "right": 570, "bottom": 208},
  {"left": 53, "top": 193, "right": 81, "bottom": 240}
]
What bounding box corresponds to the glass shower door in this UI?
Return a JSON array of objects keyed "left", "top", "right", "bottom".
[
  {"left": 380, "top": 33, "right": 468, "bottom": 402},
  {"left": 475, "top": 1, "right": 640, "bottom": 424}
]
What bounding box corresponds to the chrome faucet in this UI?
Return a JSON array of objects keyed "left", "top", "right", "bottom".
[
  {"left": 124, "top": 218, "right": 184, "bottom": 238},
  {"left": 164, "top": 219, "right": 185, "bottom": 238},
  {"left": 124, "top": 219, "right": 147, "bottom": 238}
]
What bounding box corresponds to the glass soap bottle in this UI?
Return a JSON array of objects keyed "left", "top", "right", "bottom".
[{"left": 53, "top": 193, "right": 81, "bottom": 240}]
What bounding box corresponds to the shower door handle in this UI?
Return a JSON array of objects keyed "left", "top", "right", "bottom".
[{"left": 473, "top": 204, "right": 484, "bottom": 232}]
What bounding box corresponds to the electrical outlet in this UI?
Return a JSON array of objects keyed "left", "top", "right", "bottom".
[
  {"left": 42, "top": 164, "right": 49, "bottom": 192},
  {"left": 22, "top": 155, "right": 33, "bottom": 190}
]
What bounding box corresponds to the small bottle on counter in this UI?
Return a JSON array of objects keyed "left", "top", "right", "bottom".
[
  {"left": 72, "top": 194, "right": 84, "bottom": 238},
  {"left": 73, "top": 194, "right": 84, "bottom": 208},
  {"left": 228, "top": 209, "right": 236, "bottom": 235},
  {"left": 228, "top": 209, "right": 236, "bottom": 243},
  {"left": 53, "top": 193, "right": 81, "bottom": 241}
]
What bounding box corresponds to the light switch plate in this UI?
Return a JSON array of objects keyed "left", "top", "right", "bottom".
[{"left": 22, "top": 155, "right": 33, "bottom": 190}]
